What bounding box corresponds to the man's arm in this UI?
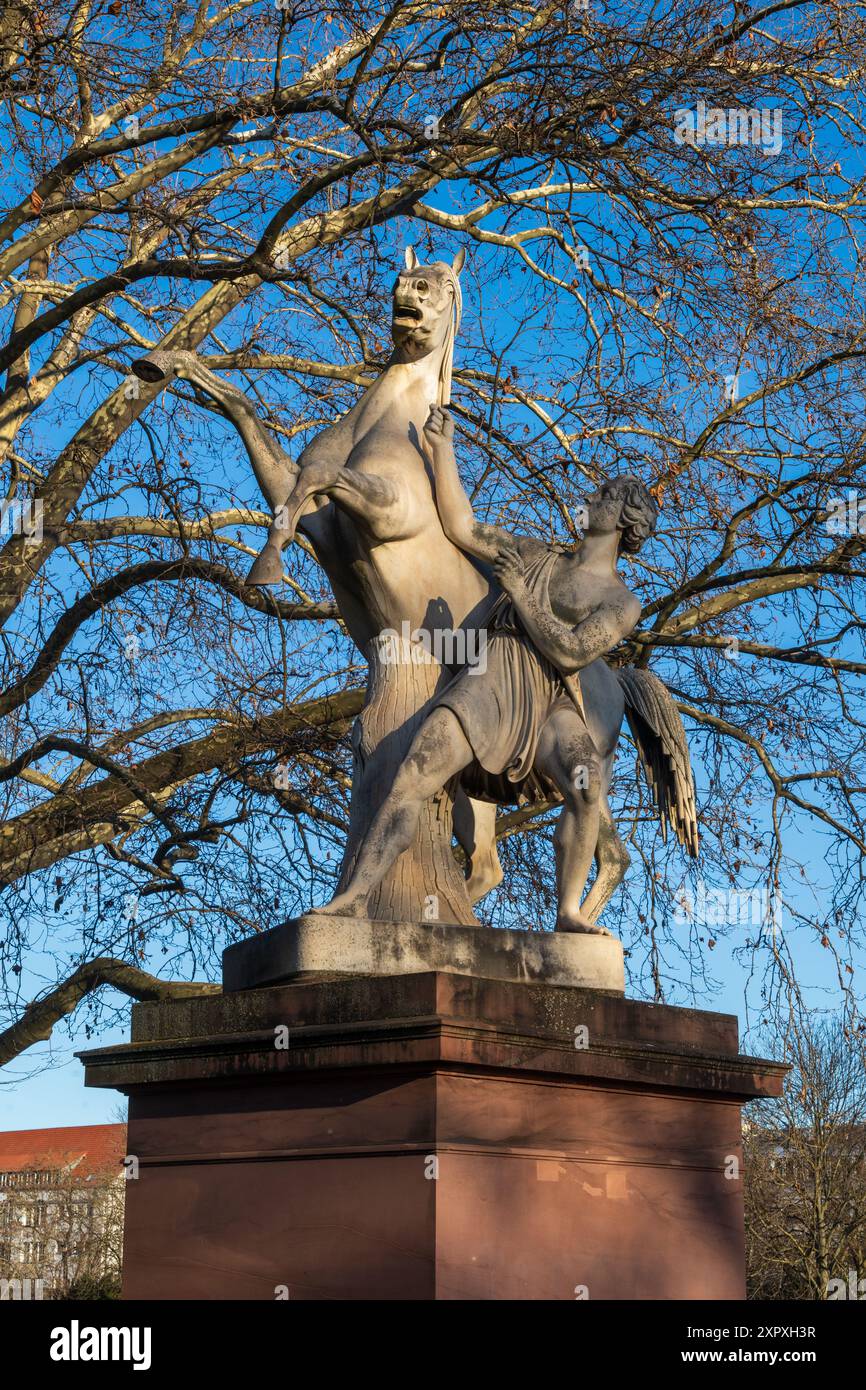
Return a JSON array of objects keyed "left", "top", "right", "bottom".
[
  {"left": 494, "top": 550, "right": 640, "bottom": 674},
  {"left": 424, "top": 406, "right": 515, "bottom": 565}
]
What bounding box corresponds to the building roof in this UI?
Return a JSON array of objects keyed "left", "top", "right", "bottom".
[{"left": 0, "top": 1124, "right": 126, "bottom": 1179}]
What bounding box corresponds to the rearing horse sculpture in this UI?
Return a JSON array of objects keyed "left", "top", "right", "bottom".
[
  {"left": 134, "top": 248, "right": 500, "bottom": 924},
  {"left": 133, "top": 246, "right": 698, "bottom": 930}
]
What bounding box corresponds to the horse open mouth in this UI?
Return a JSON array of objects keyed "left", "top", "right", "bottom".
[{"left": 392, "top": 304, "right": 423, "bottom": 324}]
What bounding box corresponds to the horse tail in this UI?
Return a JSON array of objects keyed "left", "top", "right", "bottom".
[{"left": 617, "top": 667, "right": 699, "bottom": 858}]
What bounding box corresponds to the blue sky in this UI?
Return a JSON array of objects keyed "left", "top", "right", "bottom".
[{"left": 2, "top": 2, "right": 863, "bottom": 1130}]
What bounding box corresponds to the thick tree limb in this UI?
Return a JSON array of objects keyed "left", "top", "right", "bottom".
[
  {"left": 0, "top": 689, "right": 364, "bottom": 884},
  {"left": 0, "top": 959, "right": 220, "bottom": 1069},
  {"left": 0, "top": 558, "right": 337, "bottom": 718}
]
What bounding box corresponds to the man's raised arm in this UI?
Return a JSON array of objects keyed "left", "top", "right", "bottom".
[{"left": 424, "top": 407, "right": 513, "bottom": 565}]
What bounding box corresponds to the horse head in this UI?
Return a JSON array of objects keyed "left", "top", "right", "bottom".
[{"left": 391, "top": 246, "right": 465, "bottom": 400}]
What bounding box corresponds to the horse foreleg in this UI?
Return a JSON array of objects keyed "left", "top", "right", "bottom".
[
  {"left": 327, "top": 469, "right": 412, "bottom": 541},
  {"left": 132, "top": 350, "right": 295, "bottom": 511}
]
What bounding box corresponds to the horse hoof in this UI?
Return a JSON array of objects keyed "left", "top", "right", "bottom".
[{"left": 246, "top": 549, "right": 284, "bottom": 586}]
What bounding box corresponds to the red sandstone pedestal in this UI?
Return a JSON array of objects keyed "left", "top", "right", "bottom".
[{"left": 79, "top": 972, "right": 784, "bottom": 1300}]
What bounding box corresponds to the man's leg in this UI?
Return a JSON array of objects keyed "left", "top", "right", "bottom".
[
  {"left": 535, "top": 707, "right": 607, "bottom": 934},
  {"left": 579, "top": 789, "right": 631, "bottom": 925},
  {"left": 318, "top": 707, "right": 474, "bottom": 915}
]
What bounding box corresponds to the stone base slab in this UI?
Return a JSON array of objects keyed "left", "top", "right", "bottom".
[{"left": 222, "top": 914, "right": 625, "bottom": 993}]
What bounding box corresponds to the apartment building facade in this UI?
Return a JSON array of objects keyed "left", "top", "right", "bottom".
[{"left": 0, "top": 1123, "right": 126, "bottom": 1298}]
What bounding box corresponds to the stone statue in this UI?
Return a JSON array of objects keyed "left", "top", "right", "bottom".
[
  {"left": 312, "top": 407, "right": 654, "bottom": 932},
  {"left": 133, "top": 247, "right": 498, "bottom": 926},
  {"left": 133, "top": 244, "right": 698, "bottom": 937}
]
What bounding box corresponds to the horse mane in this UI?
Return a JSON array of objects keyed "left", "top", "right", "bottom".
[{"left": 433, "top": 262, "right": 462, "bottom": 407}]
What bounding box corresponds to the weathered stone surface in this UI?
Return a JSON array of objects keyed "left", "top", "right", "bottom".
[{"left": 221, "top": 915, "right": 625, "bottom": 993}]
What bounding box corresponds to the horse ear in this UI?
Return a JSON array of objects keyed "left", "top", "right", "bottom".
[
  {"left": 452, "top": 247, "right": 466, "bottom": 274},
  {"left": 404, "top": 246, "right": 418, "bottom": 271}
]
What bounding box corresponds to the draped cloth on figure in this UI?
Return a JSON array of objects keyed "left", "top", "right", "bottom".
[{"left": 437, "top": 547, "right": 588, "bottom": 806}]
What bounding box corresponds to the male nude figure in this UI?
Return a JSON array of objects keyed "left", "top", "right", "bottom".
[{"left": 318, "top": 406, "right": 658, "bottom": 932}]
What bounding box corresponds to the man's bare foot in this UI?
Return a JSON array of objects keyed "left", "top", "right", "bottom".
[
  {"left": 310, "top": 891, "right": 368, "bottom": 918},
  {"left": 556, "top": 912, "right": 613, "bottom": 937}
]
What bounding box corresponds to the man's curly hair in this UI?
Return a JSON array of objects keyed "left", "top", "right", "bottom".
[{"left": 600, "top": 475, "right": 659, "bottom": 554}]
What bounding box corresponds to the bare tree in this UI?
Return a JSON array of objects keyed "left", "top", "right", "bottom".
[
  {"left": 1, "top": 1, "right": 865, "bottom": 1068},
  {"left": 745, "top": 1017, "right": 866, "bottom": 1300}
]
